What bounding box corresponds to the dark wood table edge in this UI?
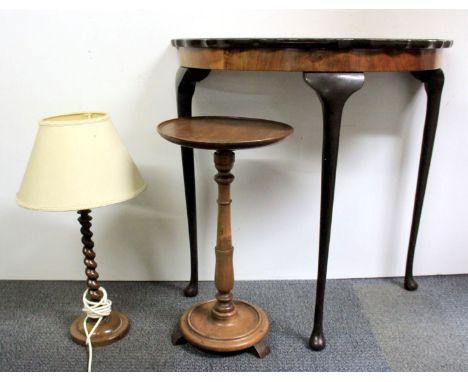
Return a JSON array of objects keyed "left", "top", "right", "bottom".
[{"left": 172, "top": 38, "right": 453, "bottom": 50}]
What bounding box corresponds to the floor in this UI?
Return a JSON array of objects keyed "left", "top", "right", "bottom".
[{"left": 0, "top": 275, "right": 467, "bottom": 372}]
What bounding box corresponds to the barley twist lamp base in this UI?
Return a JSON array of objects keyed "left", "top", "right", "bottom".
[{"left": 70, "top": 311, "right": 130, "bottom": 347}]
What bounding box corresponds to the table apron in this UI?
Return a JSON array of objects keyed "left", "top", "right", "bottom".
[{"left": 177, "top": 47, "right": 443, "bottom": 72}]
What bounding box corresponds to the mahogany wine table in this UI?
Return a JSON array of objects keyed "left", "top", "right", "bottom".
[
  {"left": 158, "top": 116, "right": 293, "bottom": 357},
  {"left": 170, "top": 38, "right": 453, "bottom": 351}
]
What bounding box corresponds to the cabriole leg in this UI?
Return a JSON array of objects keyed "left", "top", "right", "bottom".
[
  {"left": 176, "top": 67, "right": 211, "bottom": 297},
  {"left": 303, "top": 72, "right": 365, "bottom": 351},
  {"left": 405, "top": 69, "right": 445, "bottom": 291}
]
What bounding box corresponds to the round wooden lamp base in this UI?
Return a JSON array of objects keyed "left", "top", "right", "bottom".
[
  {"left": 69, "top": 310, "right": 130, "bottom": 347},
  {"left": 179, "top": 299, "right": 269, "bottom": 355}
]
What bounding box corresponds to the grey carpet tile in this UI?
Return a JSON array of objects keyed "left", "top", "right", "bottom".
[
  {"left": 0, "top": 276, "right": 465, "bottom": 371},
  {"left": 351, "top": 275, "right": 468, "bottom": 372},
  {"left": 0, "top": 279, "right": 388, "bottom": 372}
]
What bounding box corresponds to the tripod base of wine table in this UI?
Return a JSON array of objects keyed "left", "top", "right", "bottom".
[
  {"left": 176, "top": 299, "right": 269, "bottom": 356},
  {"left": 70, "top": 310, "right": 130, "bottom": 346},
  {"left": 158, "top": 116, "right": 293, "bottom": 358}
]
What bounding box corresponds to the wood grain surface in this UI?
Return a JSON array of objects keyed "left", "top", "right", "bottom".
[
  {"left": 158, "top": 116, "right": 293, "bottom": 150},
  {"left": 176, "top": 47, "right": 443, "bottom": 72}
]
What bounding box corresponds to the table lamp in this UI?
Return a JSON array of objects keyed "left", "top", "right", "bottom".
[{"left": 16, "top": 112, "right": 146, "bottom": 371}]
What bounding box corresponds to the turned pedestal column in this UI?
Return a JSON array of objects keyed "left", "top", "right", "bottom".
[{"left": 178, "top": 150, "right": 270, "bottom": 356}]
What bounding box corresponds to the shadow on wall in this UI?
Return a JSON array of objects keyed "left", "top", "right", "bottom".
[
  {"left": 191, "top": 70, "right": 423, "bottom": 274},
  {"left": 122, "top": 45, "right": 177, "bottom": 152},
  {"left": 232, "top": 157, "right": 314, "bottom": 272},
  {"left": 1, "top": 208, "right": 80, "bottom": 279},
  {"left": 100, "top": 164, "right": 187, "bottom": 281},
  {"left": 118, "top": 45, "right": 428, "bottom": 280}
]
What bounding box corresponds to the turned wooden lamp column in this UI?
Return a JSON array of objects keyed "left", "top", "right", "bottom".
[
  {"left": 158, "top": 117, "right": 293, "bottom": 357},
  {"left": 16, "top": 112, "right": 146, "bottom": 347}
]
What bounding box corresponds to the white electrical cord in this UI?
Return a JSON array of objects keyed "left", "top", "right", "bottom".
[{"left": 82, "top": 287, "right": 112, "bottom": 372}]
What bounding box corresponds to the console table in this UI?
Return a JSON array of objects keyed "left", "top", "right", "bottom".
[{"left": 170, "top": 38, "right": 453, "bottom": 351}]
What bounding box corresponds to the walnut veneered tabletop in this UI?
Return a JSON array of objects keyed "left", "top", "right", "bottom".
[
  {"left": 172, "top": 38, "right": 453, "bottom": 72},
  {"left": 158, "top": 116, "right": 293, "bottom": 150}
]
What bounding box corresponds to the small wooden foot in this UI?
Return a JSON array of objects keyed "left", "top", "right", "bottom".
[
  {"left": 404, "top": 275, "right": 419, "bottom": 291},
  {"left": 309, "top": 330, "right": 326, "bottom": 351},
  {"left": 184, "top": 281, "right": 198, "bottom": 297},
  {"left": 172, "top": 328, "right": 187, "bottom": 346},
  {"left": 252, "top": 340, "right": 271, "bottom": 359}
]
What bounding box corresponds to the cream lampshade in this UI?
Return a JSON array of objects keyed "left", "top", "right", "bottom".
[
  {"left": 16, "top": 112, "right": 146, "bottom": 371},
  {"left": 17, "top": 112, "right": 146, "bottom": 211}
]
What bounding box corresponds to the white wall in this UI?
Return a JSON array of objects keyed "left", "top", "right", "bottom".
[{"left": 1, "top": 9, "right": 467, "bottom": 281}]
